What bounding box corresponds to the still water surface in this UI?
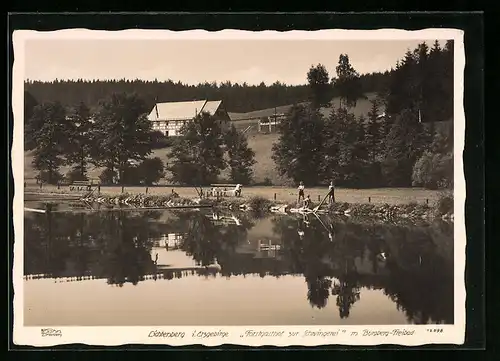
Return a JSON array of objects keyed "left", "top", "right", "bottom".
[{"left": 23, "top": 202, "right": 454, "bottom": 326}]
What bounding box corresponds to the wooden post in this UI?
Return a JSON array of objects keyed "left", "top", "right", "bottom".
[
  {"left": 426, "top": 198, "right": 429, "bottom": 205},
  {"left": 146, "top": 186, "right": 149, "bottom": 194},
  {"left": 318, "top": 195, "right": 321, "bottom": 201},
  {"left": 121, "top": 186, "right": 124, "bottom": 193},
  {"left": 274, "top": 193, "right": 277, "bottom": 200},
  {"left": 368, "top": 197, "right": 371, "bottom": 203},
  {"left": 314, "top": 192, "right": 330, "bottom": 211},
  {"left": 98, "top": 185, "right": 101, "bottom": 195}
]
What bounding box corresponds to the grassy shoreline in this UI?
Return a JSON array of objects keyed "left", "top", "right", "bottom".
[
  {"left": 24, "top": 184, "right": 442, "bottom": 205},
  {"left": 24, "top": 186, "right": 453, "bottom": 222}
]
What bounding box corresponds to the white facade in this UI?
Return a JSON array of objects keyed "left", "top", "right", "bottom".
[
  {"left": 151, "top": 120, "right": 189, "bottom": 137},
  {"left": 148, "top": 99, "right": 230, "bottom": 137}
]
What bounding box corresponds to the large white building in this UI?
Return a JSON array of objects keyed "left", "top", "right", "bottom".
[{"left": 147, "top": 99, "right": 231, "bottom": 137}]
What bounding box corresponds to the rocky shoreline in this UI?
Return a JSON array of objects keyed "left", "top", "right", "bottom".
[
  {"left": 75, "top": 193, "right": 454, "bottom": 221},
  {"left": 68, "top": 193, "right": 454, "bottom": 223},
  {"left": 232, "top": 199, "right": 453, "bottom": 223},
  {"left": 80, "top": 192, "right": 203, "bottom": 208}
]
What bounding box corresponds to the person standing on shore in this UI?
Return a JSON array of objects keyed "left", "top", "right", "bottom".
[
  {"left": 297, "top": 181, "right": 305, "bottom": 206},
  {"left": 304, "top": 195, "right": 312, "bottom": 209},
  {"left": 328, "top": 180, "right": 336, "bottom": 204}
]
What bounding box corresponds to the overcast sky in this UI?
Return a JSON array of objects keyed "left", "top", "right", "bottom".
[{"left": 24, "top": 39, "right": 442, "bottom": 86}]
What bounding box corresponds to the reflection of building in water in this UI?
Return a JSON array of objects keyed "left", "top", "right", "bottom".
[
  {"left": 205, "top": 213, "right": 242, "bottom": 226},
  {"left": 149, "top": 233, "right": 197, "bottom": 269},
  {"left": 237, "top": 217, "right": 283, "bottom": 259},
  {"left": 256, "top": 239, "right": 282, "bottom": 259},
  {"left": 150, "top": 233, "right": 184, "bottom": 249},
  {"left": 234, "top": 238, "right": 284, "bottom": 260}
]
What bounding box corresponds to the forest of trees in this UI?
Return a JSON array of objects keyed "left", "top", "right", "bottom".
[
  {"left": 24, "top": 72, "right": 390, "bottom": 115},
  {"left": 273, "top": 40, "right": 454, "bottom": 189},
  {"left": 24, "top": 40, "right": 454, "bottom": 189}
]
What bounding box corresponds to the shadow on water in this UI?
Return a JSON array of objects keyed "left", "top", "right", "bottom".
[{"left": 24, "top": 204, "right": 454, "bottom": 325}]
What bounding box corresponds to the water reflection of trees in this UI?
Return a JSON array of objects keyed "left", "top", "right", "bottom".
[
  {"left": 271, "top": 215, "right": 454, "bottom": 324},
  {"left": 24, "top": 210, "right": 161, "bottom": 286},
  {"left": 24, "top": 208, "right": 453, "bottom": 324}
]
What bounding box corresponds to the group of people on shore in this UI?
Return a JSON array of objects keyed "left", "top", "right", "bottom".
[{"left": 297, "top": 180, "right": 336, "bottom": 209}]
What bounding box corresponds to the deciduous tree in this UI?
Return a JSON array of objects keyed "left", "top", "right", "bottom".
[
  {"left": 223, "top": 125, "right": 256, "bottom": 184},
  {"left": 306, "top": 64, "right": 331, "bottom": 109},
  {"left": 168, "top": 112, "right": 226, "bottom": 185},
  {"left": 91, "top": 92, "right": 152, "bottom": 184},
  {"left": 333, "top": 54, "right": 363, "bottom": 109},
  {"left": 272, "top": 104, "right": 324, "bottom": 185}
]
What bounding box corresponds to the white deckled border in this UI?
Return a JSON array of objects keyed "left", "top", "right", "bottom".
[{"left": 11, "top": 28, "right": 466, "bottom": 347}]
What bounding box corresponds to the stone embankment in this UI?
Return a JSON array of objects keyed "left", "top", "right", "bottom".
[
  {"left": 77, "top": 193, "right": 453, "bottom": 222},
  {"left": 80, "top": 193, "right": 206, "bottom": 208},
  {"left": 218, "top": 197, "right": 454, "bottom": 223}
]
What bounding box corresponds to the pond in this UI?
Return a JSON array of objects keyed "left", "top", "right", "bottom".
[{"left": 23, "top": 202, "right": 454, "bottom": 326}]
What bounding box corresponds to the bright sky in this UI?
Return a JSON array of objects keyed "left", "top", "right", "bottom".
[{"left": 24, "top": 39, "right": 442, "bottom": 86}]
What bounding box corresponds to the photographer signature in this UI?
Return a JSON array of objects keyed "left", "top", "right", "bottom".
[{"left": 41, "top": 328, "right": 62, "bottom": 337}]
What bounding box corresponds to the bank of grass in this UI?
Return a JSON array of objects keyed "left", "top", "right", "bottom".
[{"left": 25, "top": 184, "right": 442, "bottom": 206}]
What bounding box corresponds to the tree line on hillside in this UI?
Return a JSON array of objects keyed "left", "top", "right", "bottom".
[
  {"left": 24, "top": 92, "right": 256, "bottom": 186},
  {"left": 272, "top": 40, "right": 454, "bottom": 189},
  {"left": 25, "top": 72, "right": 390, "bottom": 114}
]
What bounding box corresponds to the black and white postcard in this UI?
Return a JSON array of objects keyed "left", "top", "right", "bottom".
[{"left": 12, "top": 28, "right": 465, "bottom": 346}]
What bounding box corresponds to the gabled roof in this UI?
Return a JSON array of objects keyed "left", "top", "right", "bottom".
[
  {"left": 148, "top": 99, "right": 224, "bottom": 121},
  {"left": 201, "top": 100, "right": 222, "bottom": 116}
]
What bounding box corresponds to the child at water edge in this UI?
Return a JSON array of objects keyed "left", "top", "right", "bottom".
[
  {"left": 235, "top": 184, "right": 242, "bottom": 197},
  {"left": 328, "top": 181, "right": 336, "bottom": 204},
  {"left": 297, "top": 181, "right": 305, "bottom": 205},
  {"left": 304, "top": 195, "right": 312, "bottom": 209}
]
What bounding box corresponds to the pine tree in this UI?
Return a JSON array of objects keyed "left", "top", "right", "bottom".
[
  {"left": 24, "top": 90, "right": 39, "bottom": 151},
  {"left": 365, "top": 99, "right": 382, "bottom": 162},
  {"left": 30, "top": 101, "right": 71, "bottom": 184},
  {"left": 382, "top": 109, "right": 426, "bottom": 186},
  {"left": 386, "top": 50, "right": 419, "bottom": 116},
  {"left": 321, "top": 107, "right": 368, "bottom": 186},
  {"left": 441, "top": 40, "right": 454, "bottom": 121},
  {"left": 415, "top": 42, "right": 430, "bottom": 120},
  {"left": 65, "top": 102, "right": 92, "bottom": 181}
]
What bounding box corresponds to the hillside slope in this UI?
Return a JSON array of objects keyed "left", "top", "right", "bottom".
[{"left": 229, "top": 93, "right": 383, "bottom": 132}]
